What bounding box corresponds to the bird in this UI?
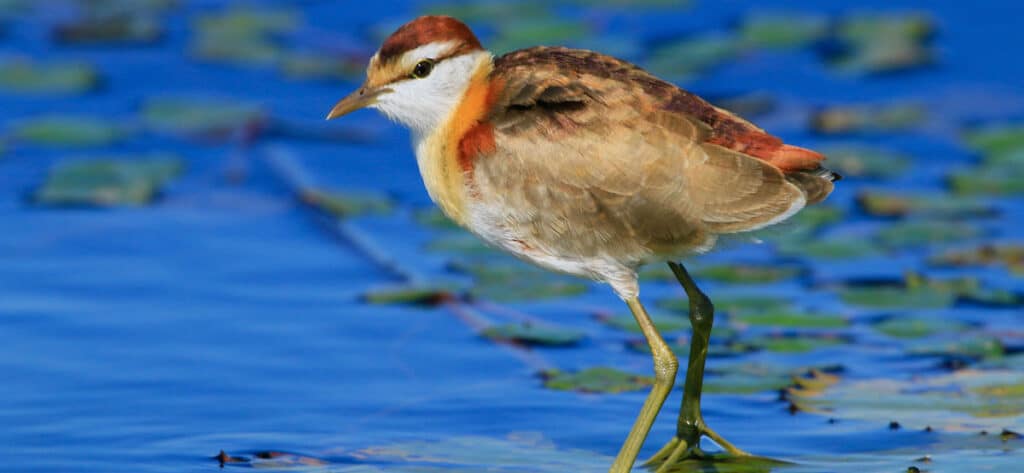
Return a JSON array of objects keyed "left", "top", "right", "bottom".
[{"left": 326, "top": 15, "right": 839, "bottom": 473}]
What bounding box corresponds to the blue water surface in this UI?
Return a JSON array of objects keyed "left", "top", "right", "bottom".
[{"left": 1, "top": 1, "right": 1022, "bottom": 472}]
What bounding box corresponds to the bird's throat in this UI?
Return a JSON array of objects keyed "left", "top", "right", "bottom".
[{"left": 414, "top": 52, "right": 497, "bottom": 227}]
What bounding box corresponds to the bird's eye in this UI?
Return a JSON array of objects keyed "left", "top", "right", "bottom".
[{"left": 411, "top": 59, "right": 434, "bottom": 79}]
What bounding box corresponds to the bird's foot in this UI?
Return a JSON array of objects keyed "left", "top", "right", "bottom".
[{"left": 642, "top": 424, "right": 780, "bottom": 473}]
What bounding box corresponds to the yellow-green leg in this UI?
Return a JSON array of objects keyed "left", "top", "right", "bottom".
[
  {"left": 644, "top": 262, "right": 749, "bottom": 472},
  {"left": 609, "top": 297, "right": 679, "bottom": 473}
]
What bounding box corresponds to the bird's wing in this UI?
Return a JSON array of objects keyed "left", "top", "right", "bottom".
[{"left": 471, "top": 47, "right": 832, "bottom": 256}]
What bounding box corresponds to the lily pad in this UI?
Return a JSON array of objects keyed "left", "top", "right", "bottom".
[
  {"left": 789, "top": 205, "right": 844, "bottom": 229},
  {"left": 646, "top": 34, "right": 742, "bottom": 80},
  {"left": 731, "top": 309, "right": 848, "bottom": 329},
  {"left": 35, "top": 155, "right": 183, "bottom": 206},
  {"left": 930, "top": 244, "right": 1024, "bottom": 274},
  {"left": 11, "top": 115, "right": 127, "bottom": 147},
  {"left": 299, "top": 189, "right": 392, "bottom": 219},
  {"left": 421, "top": 2, "right": 550, "bottom": 23},
  {"left": 193, "top": 7, "right": 300, "bottom": 38},
  {"left": 54, "top": 14, "right": 164, "bottom": 45},
  {"left": 948, "top": 164, "right": 1024, "bottom": 196},
  {"left": 907, "top": 337, "right": 1005, "bottom": 361},
  {"left": 141, "top": 97, "right": 266, "bottom": 139},
  {"left": 658, "top": 295, "right": 792, "bottom": 316},
  {"left": 811, "top": 103, "right": 925, "bottom": 134},
  {"left": 963, "top": 123, "right": 1024, "bottom": 162},
  {"left": 705, "top": 363, "right": 838, "bottom": 395},
  {"left": 279, "top": 52, "right": 363, "bottom": 82},
  {"left": 876, "top": 221, "right": 982, "bottom": 248},
  {"left": 739, "top": 12, "right": 829, "bottom": 49},
  {"left": 415, "top": 208, "right": 461, "bottom": 230},
  {"left": 189, "top": 8, "right": 301, "bottom": 66},
  {"left": 819, "top": 144, "right": 911, "bottom": 179},
  {"left": 482, "top": 322, "right": 586, "bottom": 347},
  {"left": 490, "top": 18, "right": 590, "bottom": 54},
  {"left": 0, "top": 59, "right": 100, "bottom": 95},
  {"left": 451, "top": 258, "right": 590, "bottom": 302},
  {"left": 472, "top": 279, "right": 589, "bottom": 302},
  {"left": 856, "top": 191, "right": 997, "bottom": 219},
  {"left": 362, "top": 284, "right": 460, "bottom": 306},
  {"left": 790, "top": 369, "right": 1024, "bottom": 430},
  {"left": 428, "top": 233, "right": 494, "bottom": 255},
  {"left": 748, "top": 333, "right": 848, "bottom": 353},
  {"left": 777, "top": 236, "right": 878, "bottom": 259},
  {"left": 353, "top": 434, "right": 612, "bottom": 472},
  {"left": 828, "top": 12, "right": 936, "bottom": 74},
  {"left": 710, "top": 92, "right": 777, "bottom": 118},
  {"left": 540, "top": 367, "right": 652, "bottom": 393},
  {"left": 839, "top": 285, "right": 956, "bottom": 309},
  {"left": 694, "top": 263, "right": 804, "bottom": 284},
  {"left": 872, "top": 317, "right": 971, "bottom": 339}
]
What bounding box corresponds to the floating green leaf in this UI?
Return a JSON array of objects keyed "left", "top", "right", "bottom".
[
  {"left": 141, "top": 96, "right": 265, "bottom": 139},
  {"left": 872, "top": 317, "right": 971, "bottom": 339},
  {"left": 11, "top": 115, "right": 127, "bottom": 147},
  {"left": 422, "top": 2, "right": 550, "bottom": 23},
  {"left": 963, "top": 123, "right": 1024, "bottom": 163},
  {"left": 354, "top": 434, "right": 612, "bottom": 472},
  {"left": 35, "top": 155, "right": 183, "bottom": 206},
  {"left": 472, "top": 279, "right": 589, "bottom": 302},
  {"left": 790, "top": 369, "right": 1024, "bottom": 430},
  {"left": 541, "top": 367, "right": 652, "bottom": 393},
  {"left": 0, "top": 59, "right": 100, "bottom": 95},
  {"left": 748, "top": 333, "right": 848, "bottom": 353},
  {"left": 949, "top": 164, "right": 1024, "bottom": 196},
  {"left": 54, "top": 14, "right": 164, "bottom": 45},
  {"left": 930, "top": 244, "right": 1024, "bottom": 274},
  {"left": 300, "top": 189, "right": 392, "bottom": 218},
  {"left": 739, "top": 12, "right": 828, "bottom": 48},
  {"left": 704, "top": 363, "right": 836, "bottom": 395},
  {"left": 362, "top": 284, "right": 460, "bottom": 306},
  {"left": 415, "top": 208, "right": 461, "bottom": 230},
  {"left": 777, "top": 236, "right": 878, "bottom": 259},
  {"left": 694, "top": 263, "right": 803, "bottom": 284},
  {"left": 828, "top": 13, "right": 936, "bottom": 74},
  {"left": 731, "top": 309, "right": 848, "bottom": 329},
  {"left": 839, "top": 285, "right": 956, "bottom": 309},
  {"left": 876, "top": 221, "right": 982, "bottom": 248},
  {"left": 818, "top": 144, "right": 911, "bottom": 179},
  {"left": 279, "top": 52, "right": 363, "bottom": 81},
  {"left": 646, "top": 35, "right": 742, "bottom": 80},
  {"left": 428, "top": 233, "right": 494, "bottom": 255},
  {"left": 811, "top": 103, "right": 925, "bottom": 134},
  {"left": 189, "top": 8, "right": 300, "bottom": 66},
  {"left": 907, "top": 337, "right": 1004, "bottom": 361},
  {"left": 482, "top": 322, "right": 586, "bottom": 347},
  {"left": 856, "top": 191, "right": 996, "bottom": 218},
  {"left": 490, "top": 18, "right": 590, "bottom": 54},
  {"left": 452, "top": 258, "right": 590, "bottom": 301}
]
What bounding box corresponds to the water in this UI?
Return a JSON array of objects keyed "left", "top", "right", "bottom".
[{"left": 1, "top": 1, "right": 1022, "bottom": 472}]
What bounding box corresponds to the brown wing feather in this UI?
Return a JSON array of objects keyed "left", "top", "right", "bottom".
[{"left": 470, "top": 47, "right": 833, "bottom": 260}]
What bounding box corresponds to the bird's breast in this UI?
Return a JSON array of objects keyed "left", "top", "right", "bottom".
[{"left": 412, "top": 60, "right": 499, "bottom": 227}]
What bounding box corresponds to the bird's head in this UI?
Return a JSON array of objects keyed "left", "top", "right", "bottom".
[{"left": 326, "top": 16, "right": 490, "bottom": 137}]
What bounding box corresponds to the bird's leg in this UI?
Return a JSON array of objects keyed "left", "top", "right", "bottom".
[
  {"left": 609, "top": 297, "right": 679, "bottom": 473},
  {"left": 643, "top": 262, "right": 749, "bottom": 471}
]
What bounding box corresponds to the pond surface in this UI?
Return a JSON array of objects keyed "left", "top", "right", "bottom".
[{"left": 1, "top": 1, "right": 1022, "bottom": 472}]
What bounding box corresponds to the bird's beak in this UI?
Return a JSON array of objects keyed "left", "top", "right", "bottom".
[{"left": 325, "top": 85, "right": 391, "bottom": 120}]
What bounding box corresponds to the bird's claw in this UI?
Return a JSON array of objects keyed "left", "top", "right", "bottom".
[{"left": 642, "top": 426, "right": 754, "bottom": 473}]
